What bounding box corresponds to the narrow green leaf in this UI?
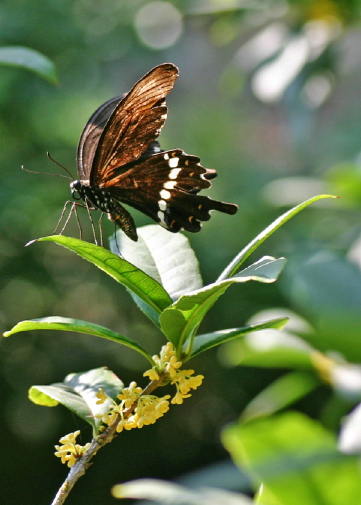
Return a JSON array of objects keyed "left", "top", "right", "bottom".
[
  {"left": 160, "top": 256, "right": 286, "bottom": 352},
  {"left": 189, "top": 317, "right": 289, "bottom": 358},
  {"left": 220, "top": 327, "right": 315, "bottom": 370},
  {"left": 0, "top": 46, "right": 58, "bottom": 84},
  {"left": 110, "top": 225, "right": 203, "bottom": 300},
  {"left": 218, "top": 195, "right": 337, "bottom": 281},
  {"left": 241, "top": 372, "right": 319, "bottom": 421},
  {"left": 36, "top": 236, "right": 173, "bottom": 324},
  {"left": 4, "top": 316, "right": 154, "bottom": 365},
  {"left": 29, "top": 368, "right": 124, "bottom": 434},
  {"left": 112, "top": 478, "right": 253, "bottom": 504},
  {"left": 223, "top": 412, "right": 361, "bottom": 505}
]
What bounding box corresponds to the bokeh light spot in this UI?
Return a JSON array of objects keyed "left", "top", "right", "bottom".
[{"left": 135, "top": 2, "right": 183, "bottom": 49}]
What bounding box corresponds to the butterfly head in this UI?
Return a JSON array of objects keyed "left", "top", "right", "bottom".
[{"left": 70, "top": 180, "right": 84, "bottom": 201}]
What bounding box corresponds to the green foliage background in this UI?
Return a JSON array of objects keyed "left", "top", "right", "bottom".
[{"left": 2, "top": 0, "right": 361, "bottom": 503}]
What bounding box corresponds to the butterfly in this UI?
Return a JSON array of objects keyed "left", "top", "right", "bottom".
[{"left": 70, "top": 63, "right": 238, "bottom": 242}]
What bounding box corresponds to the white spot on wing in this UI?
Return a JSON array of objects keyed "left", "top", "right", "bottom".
[
  {"left": 158, "top": 199, "right": 167, "bottom": 211},
  {"left": 164, "top": 153, "right": 169, "bottom": 160},
  {"left": 169, "top": 168, "right": 181, "bottom": 179},
  {"left": 160, "top": 189, "right": 171, "bottom": 200},
  {"left": 158, "top": 211, "right": 166, "bottom": 224},
  {"left": 164, "top": 181, "right": 176, "bottom": 190},
  {"left": 168, "top": 157, "right": 179, "bottom": 168}
]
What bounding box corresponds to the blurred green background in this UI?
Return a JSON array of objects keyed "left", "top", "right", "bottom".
[{"left": 2, "top": 0, "right": 361, "bottom": 503}]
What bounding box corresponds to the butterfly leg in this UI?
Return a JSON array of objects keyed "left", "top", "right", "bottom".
[
  {"left": 73, "top": 204, "right": 82, "bottom": 240},
  {"left": 112, "top": 224, "right": 122, "bottom": 256},
  {"left": 53, "top": 200, "right": 77, "bottom": 235},
  {"left": 84, "top": 200, "right": 99, "bottom": 246},
  {"left": 98, "top": 213, "right": 105, "bottom": 247}
]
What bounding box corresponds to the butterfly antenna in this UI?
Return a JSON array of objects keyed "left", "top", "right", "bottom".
[
  {"left": 21, "top": 156, "right": 73, "bottom": 180},
  {"left": 47, "top": 152, "right": 75, "bottom": 179},
  {"left": 21, "top": 165, "right": 72, "bottom": 180}
]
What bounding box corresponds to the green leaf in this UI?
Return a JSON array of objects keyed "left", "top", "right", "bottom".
[
  {"left": 160, "top": 256, "right": 286, "bottom": 353},
  {"left": 218, "top": 195, "right": 337, "bottom": 281},
  {"left": 223, "top": 412, "right": 361, "bottom": 505},
  {"left": 220, "top": 328, "right": 315, "bottom": 370},
  {"left": 189, "top": 317, "right": 289, "bottom": 358},
  {"left": 241, "top": 372, "right": 319, "bottom": 421},
  {"left": 110, "top": 225, "right": 203, "bottom": 300},
  {"left": 36, "top": 236, "right": 173, "bottom": 325},
  {"left": 0, "top": 46, "right": 58, "bottom": 84},
  {"left": 112, "top": 478, "right": 253, "bottom": 504},
  {"left": 283, "top": 251, "right": 361, "bottom": 362},
  {"left": 29, "top": 388, "right": 59, "bottom": 407},
  {"left": 29, "top": 368, "right": 124, "bottom": 434},
  {"left": 3, "top": 316, "right": 154, "bottom": 365}
]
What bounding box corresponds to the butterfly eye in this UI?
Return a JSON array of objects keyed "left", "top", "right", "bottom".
[{"left": 70, "top": 180, "right": 83, "bottom": 200}]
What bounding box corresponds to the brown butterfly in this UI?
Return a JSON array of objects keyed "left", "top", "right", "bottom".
[{"left": 69, "top": 63, "right": 237, "bottom": 242}]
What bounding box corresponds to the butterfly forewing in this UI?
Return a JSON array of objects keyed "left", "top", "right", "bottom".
[
  {"left": 77, "top": 96, "right": 123, "bottom": 181},
  {"left": 89, "top": 63, "right": 179, "bottom": 184}
]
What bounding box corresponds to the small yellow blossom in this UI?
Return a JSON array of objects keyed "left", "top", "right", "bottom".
[
  {"left": 170, "top": 369, "right": 204, "bottom": 404},
  {"left": 115, "top": 416, "right": 138, "bottom": 432},
  {"left": 166, "top": 355, "right": 183, "bottom": 378},
  {"left": 54, "top": 430, "right": 91, "bottom": 468},
  {"left": 171, "top": 391, "right": 190, "bottom": 404},
  {"left": 146, "top": 342, "right": 183, "bottom": 382},
  {"left": 117, "top": 381, "right": 142, "bottom": 409},
  {"left": 143, "top": 368, "right": 160, "bottom": 381},
  {"left": 152, "top": 342, "right": 178, "bottom": 369},
  {"left": 134, "top": 394, "right": 171, "bottom": 427},
  {"left": 101, "top": 407, "right": 120, "bottom": 426},
  {"left": 95, "top": 388, "right": 108, "bottom": 404}
]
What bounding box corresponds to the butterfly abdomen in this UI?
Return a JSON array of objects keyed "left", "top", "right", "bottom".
[{"left": 72, "top": 183, "right": 113, "bottom": 213}]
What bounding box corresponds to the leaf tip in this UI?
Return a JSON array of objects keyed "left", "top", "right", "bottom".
[
  {"left": 25, "top": 238, "right": 39, "bottom": 247},
  {"left": 111, "top": 485, "right": 124, "bottom": 498}
]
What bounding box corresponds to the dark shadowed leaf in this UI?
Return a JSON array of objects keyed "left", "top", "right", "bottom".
[
  {"left": 4, "top": 316, "right": 154, "bottom": 364},
  {"left": 36, "top": 235, "right": 173, "bottom": 325}
]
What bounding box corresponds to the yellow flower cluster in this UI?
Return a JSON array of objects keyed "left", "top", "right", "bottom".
[
  {"left": 54, "top": 430, "right": 91, "bottom": 468},
  {"left": 96, "top": 383, "right": 170, "bottom": 432},
  {"left": 171, "top": 369, "right": 204, "bottom": 404},
  {"left": 144, "top": 342, "right": 204, "bottom": 404},
  {"left": 55, "top": 344, "right": 204, "bottom": 466},
  {"left": 144, "top": 342, "right": 183, "bottom": 381},
  {"left": 95, "top": 342, "right": 203, "bottom": 433}
]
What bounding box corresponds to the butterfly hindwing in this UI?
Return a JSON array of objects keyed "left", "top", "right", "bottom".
[{"left": 103, "top": 149, "right": 237, "bottom": 234}]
